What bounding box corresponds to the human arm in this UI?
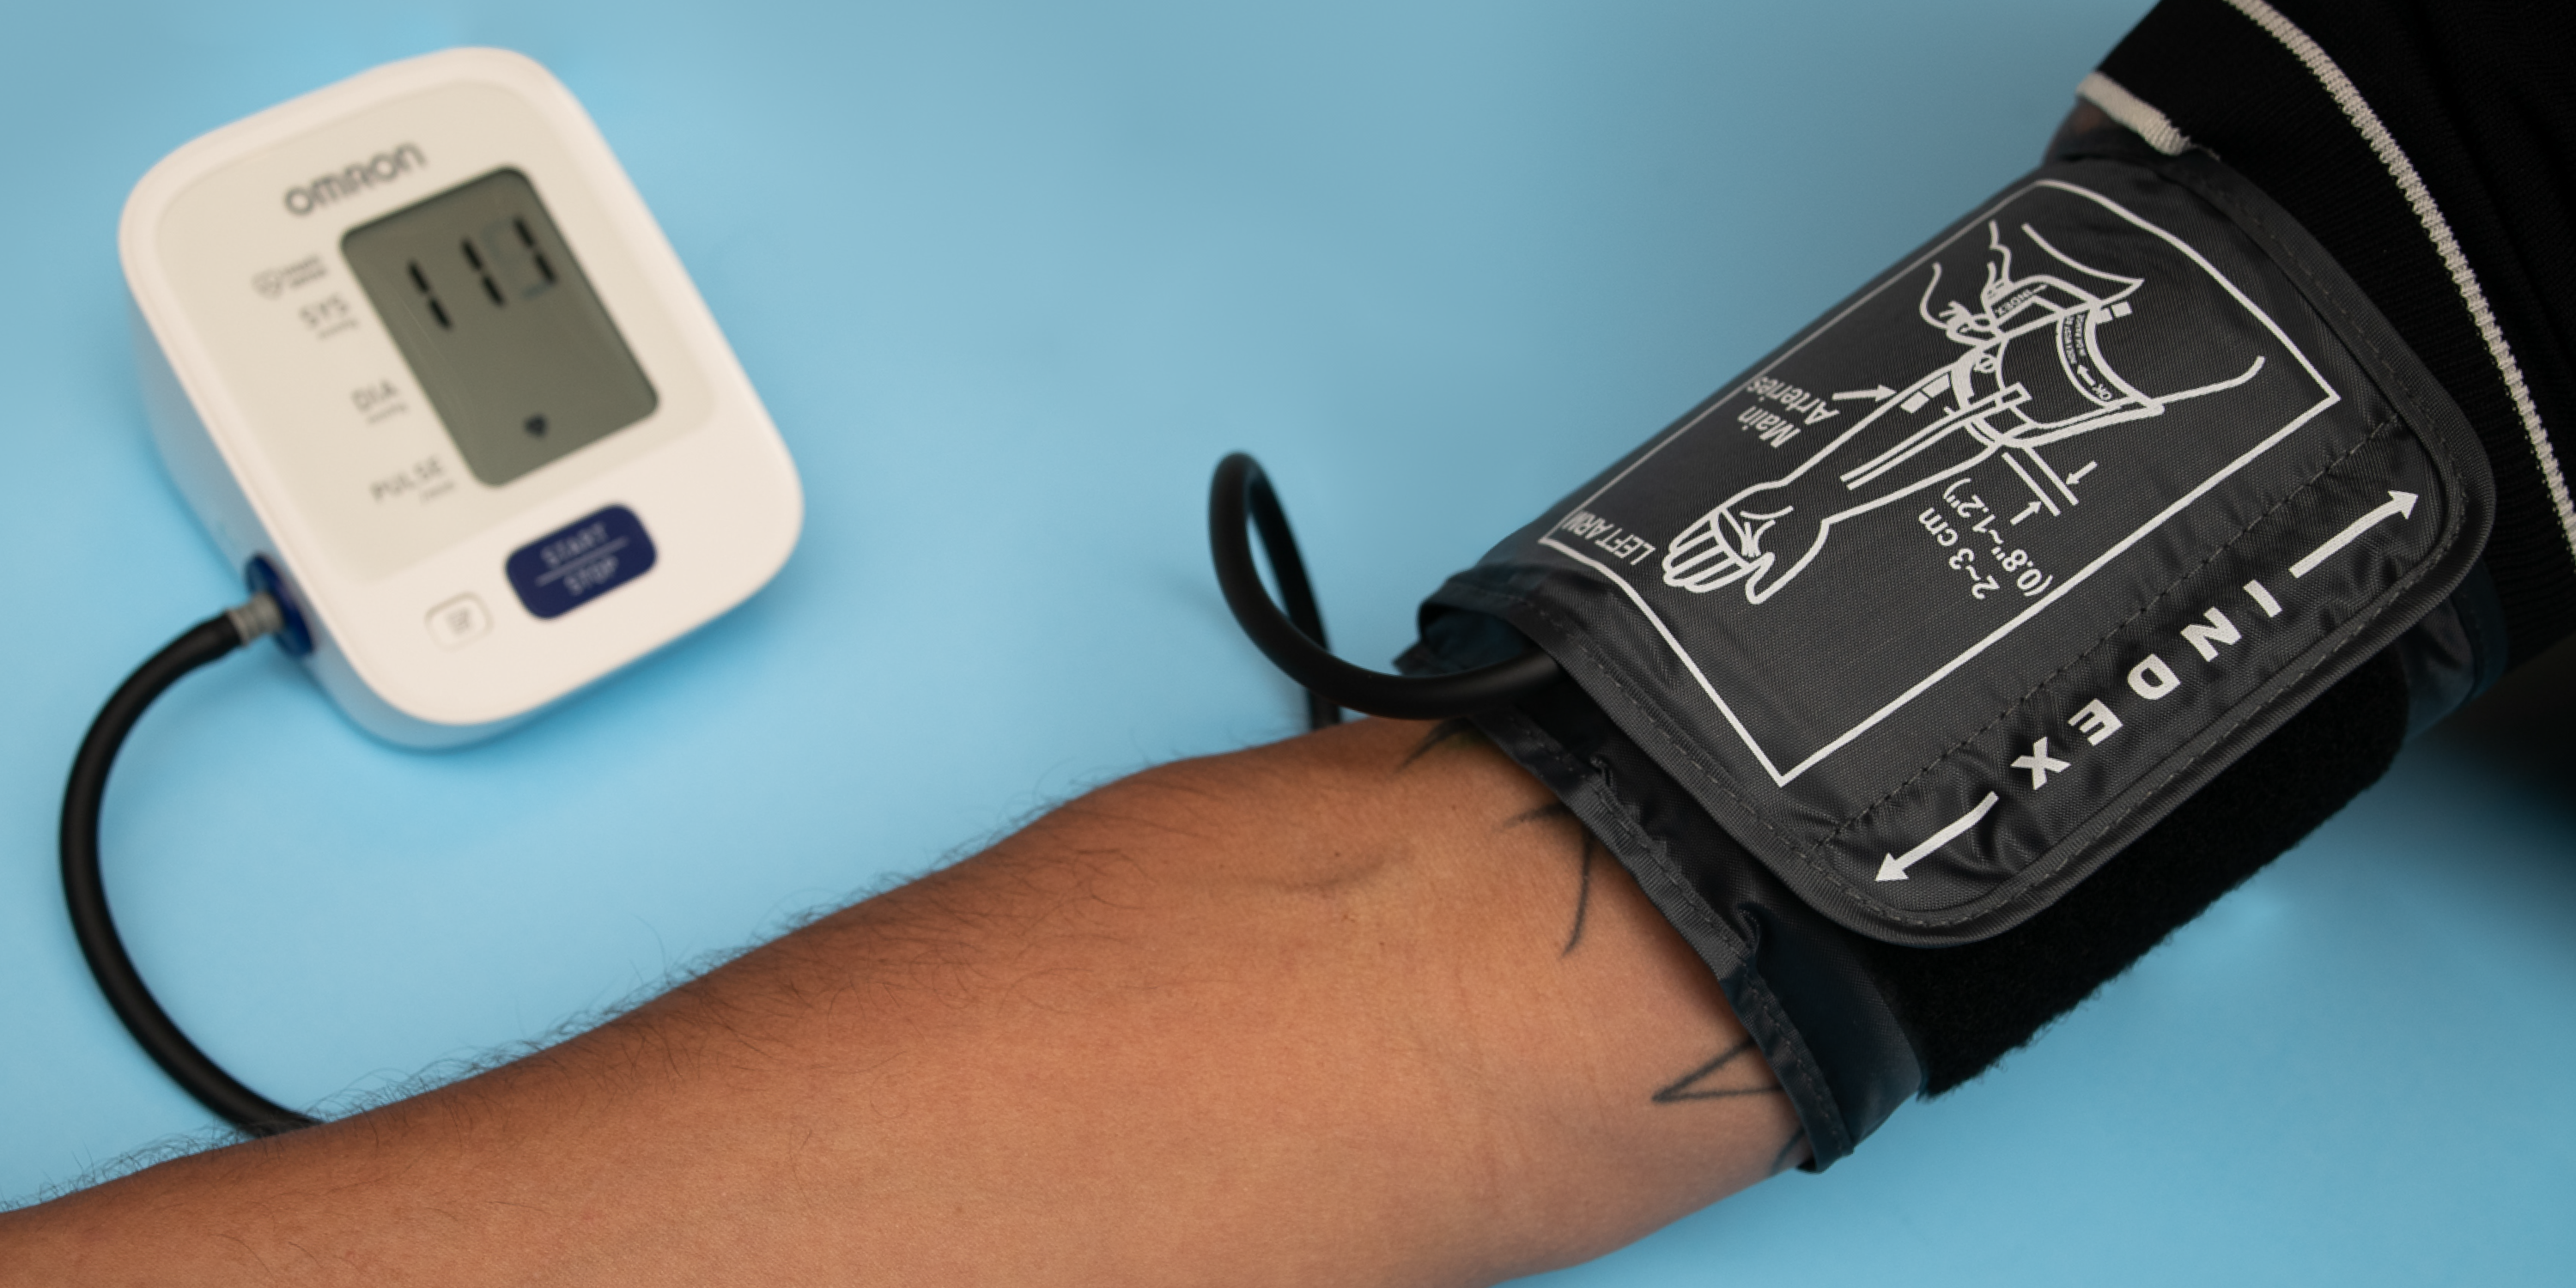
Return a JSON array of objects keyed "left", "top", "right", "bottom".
[{"left": 0, "top": 717, "right": 1799, "bottom": 1287}]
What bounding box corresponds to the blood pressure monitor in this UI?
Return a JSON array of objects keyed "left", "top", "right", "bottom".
[{"left": 120, "top": 48, "right": 801, "bottom": 746}]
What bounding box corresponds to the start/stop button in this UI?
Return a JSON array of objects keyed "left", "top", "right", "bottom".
[{"left": 505, "top": 504, "right": 656, "bottom": 620}]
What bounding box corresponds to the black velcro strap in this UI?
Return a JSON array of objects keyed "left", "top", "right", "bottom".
[{"left": 1858, "top": 645, "right": 2409, "bottom": 1092}]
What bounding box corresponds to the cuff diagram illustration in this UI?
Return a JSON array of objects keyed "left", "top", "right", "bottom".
[
  {"left": 1535, "top": 178, "right": 2428, "bottom": 902},
  {"left": 1662, "top": 213, "right": 2262, "bottom": 605}
]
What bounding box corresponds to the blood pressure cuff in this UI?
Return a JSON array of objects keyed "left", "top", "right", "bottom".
[{"left": 1405, "top": 132, "right": 2506, "bottom": 1167}]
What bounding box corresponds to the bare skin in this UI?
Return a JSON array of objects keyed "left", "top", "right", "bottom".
[{"left": 0, "top": 718, "right": 1801, "bottom": 1286}]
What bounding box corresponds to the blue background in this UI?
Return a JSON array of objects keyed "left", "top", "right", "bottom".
[{"left": 5, "top": 1, "right": 2573, "bottom": 1282}]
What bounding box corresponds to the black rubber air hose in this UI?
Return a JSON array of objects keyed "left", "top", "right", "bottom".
[
  {"left": 1209, "top": 452, "right": 1560, "bottom": 724},
  {"left": 60, "top": 596, "right": 316, "bottom": 1137}
]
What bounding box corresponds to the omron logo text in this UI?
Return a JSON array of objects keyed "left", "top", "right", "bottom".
[{"left": 282, "top": 143, "right": 426, "bottom": 216}]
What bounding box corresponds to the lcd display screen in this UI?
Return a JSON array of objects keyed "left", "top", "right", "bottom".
[{"left": 343, "top": 167, "right": 656, "bottom": 487}]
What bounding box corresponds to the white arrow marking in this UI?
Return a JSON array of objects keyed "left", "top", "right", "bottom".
[
  {"left": 1876, "top": 793, "right": 1999, "bottom": 883},
  {"left": 2289, "top": 490, "right": 2417, "bottom": 578},
  {"left": 2011, "top": 738, "right": 2070, "bottom": 790},
  {"left": 1833, "top": 385, "right": 1897, "bottom": 402}
]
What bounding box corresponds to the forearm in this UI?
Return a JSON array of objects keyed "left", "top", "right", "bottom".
[{"left": 1, "top": 719, "right": 1799, "bottom": 1286}]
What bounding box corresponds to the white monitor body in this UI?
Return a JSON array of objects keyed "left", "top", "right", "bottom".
[{"left": 121, "top": 49, "right": 802, "bottom": 747}]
